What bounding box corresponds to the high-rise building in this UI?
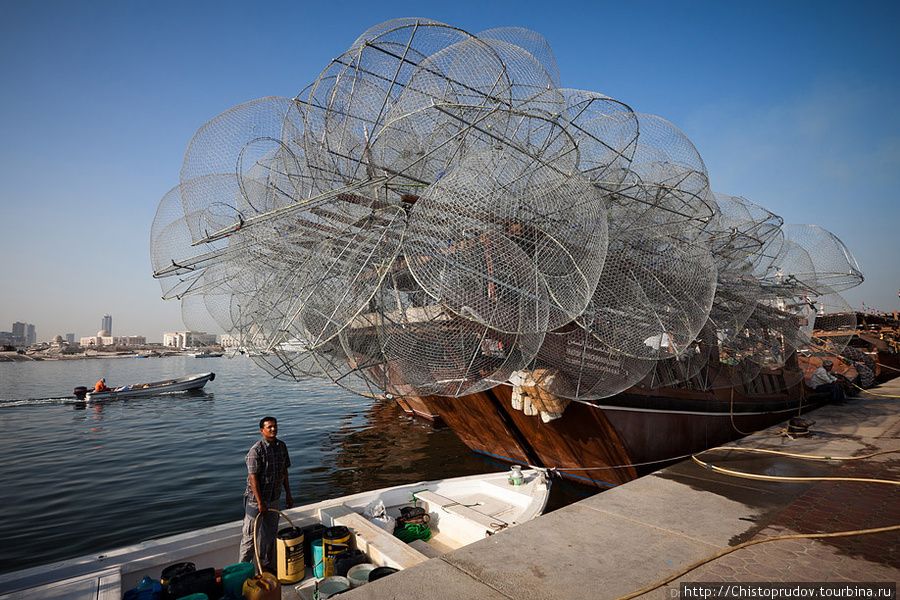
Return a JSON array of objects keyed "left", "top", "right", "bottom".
[
  {"left": 26, "top": 324, "right": 36, "bottom": 345},
  {"left": 11, "top": 322, "right": 27, "bottom": 346},
  {"left": 66, "top": 333, "right": 75, "bottom": 344},
  {"left": 101, "top": 314, "right": 112, "bottom": 335}
]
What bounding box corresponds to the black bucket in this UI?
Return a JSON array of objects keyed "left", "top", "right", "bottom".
[
  {"left": 159, "top": 562, "right": 195, "bottom": 594},
  {"left": 368, "top": 566, "right": 398, "bottom": 582},
  {"left": 300, "top": 523, "right": 327, "bottom": 567},
  {"left": 166, "top": 567, "right": 216, "bottom": 600},
  {"left": 333, "top": 549, "right": 367, "bottom": 577}
]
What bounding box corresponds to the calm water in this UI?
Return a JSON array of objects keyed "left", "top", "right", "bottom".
[{"left": 0, "top": 355, "right": 594, "bottom": 575}]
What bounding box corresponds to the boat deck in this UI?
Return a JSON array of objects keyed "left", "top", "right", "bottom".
[
  {"left": 0, "top": 470, "right": 548, "bottom": 600},
  {"left": 346, "top": 378, "right": 900, "bottom": 599}
]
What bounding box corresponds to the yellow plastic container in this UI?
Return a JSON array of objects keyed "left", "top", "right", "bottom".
[
  {"left": 322, "top": 526, "right": 352, "bottom": 578},
  {"left": 242, "top": 572, "right": 281, "bottom": 600},
  {"left": 276, "top": 527, "right": 305, "bottom": 583}
]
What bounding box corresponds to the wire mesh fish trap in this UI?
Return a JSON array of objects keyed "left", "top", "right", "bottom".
[{"left": 150, "top": 18, "right": 865, "bottom": 404}]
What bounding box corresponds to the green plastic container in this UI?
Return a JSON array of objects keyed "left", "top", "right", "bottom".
[{"left": 221, "top": 562, "right": 256, "bottom": 597}]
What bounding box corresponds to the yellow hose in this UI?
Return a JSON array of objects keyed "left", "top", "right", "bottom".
[
  {"left": 690, "top": 455, "right": 900, "bottom": 485},
  {"left": 850, "top": 380, "right": 900, "bottom": 398},
  {"left": 698, "top": 445, "right": 900, "bottom": 462},
  {"left": 616, "top": 443, "right": 900, "bottom": 599},
  {"left": 252, "top": 509, "right": 296, "bottom": 575}
]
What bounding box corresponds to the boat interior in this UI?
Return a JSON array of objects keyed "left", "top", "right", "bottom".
[{"left": 0, "top": 470, "right": 549, "bottom": 600}]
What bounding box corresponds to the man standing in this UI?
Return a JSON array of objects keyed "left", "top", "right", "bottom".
[{"left": 239, "top": 416, "right": 293, "bottom": 569}]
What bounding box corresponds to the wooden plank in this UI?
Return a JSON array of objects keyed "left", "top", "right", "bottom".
[{"left": 319, "top": 505, "right": 428, "bottom": 570}]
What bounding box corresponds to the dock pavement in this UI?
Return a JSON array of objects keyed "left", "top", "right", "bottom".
[{"left": 342, "top": 379, "right": 900, "bottom": 600}]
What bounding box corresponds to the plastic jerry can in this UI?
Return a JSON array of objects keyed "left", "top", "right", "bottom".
[
  {"left": 242, "top": 571, "right": 281, "bottom": 600},
  {"left": 122, "top": 575, "right": 162, "bottom": 600},
  {"left": 221, "top": 562, "right": 256, "bottom": 598}
]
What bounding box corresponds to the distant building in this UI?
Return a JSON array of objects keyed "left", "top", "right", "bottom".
[
  {"left": 65, "top": 333, "right": 75, "bottom": 344},
  {"left": 10, "top": 322, "right": 35, "bottom": 346},
  {"left": 12, "top": 322, "right": 25, "bottom": 345},
  {"left": 220, "top": 334, "right": 241, "bottom": 349},
  {"left": 163, "top": 331, "right": 218, "bottom": 348},
  {"left": 80, "top": 330, "right": 146, "bottom": 347},
  {"left": 101, "top": 314, "right": 113, "bottom": 336}
]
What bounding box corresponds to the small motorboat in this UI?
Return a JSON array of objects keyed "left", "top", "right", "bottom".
[
  {"left": 73, "top": 372, "right": 215, "bottom": 401},
  {"left": 0, "top": 468, "right": 550, "bottom": 599},
  {"left": 190, "top": 351, "right": 224, "bottom": 358}
]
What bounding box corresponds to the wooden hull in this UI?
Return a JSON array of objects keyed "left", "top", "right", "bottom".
[{"left": 419, "top": 380, "right": 818, "bottom": 489}]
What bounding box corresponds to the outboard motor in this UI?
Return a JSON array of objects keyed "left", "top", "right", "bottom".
[{"left": 73, "top": 386, "right": 88, "bottom": 400}]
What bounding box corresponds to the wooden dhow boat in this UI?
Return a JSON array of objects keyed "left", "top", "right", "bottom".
[
  {"left": 401, "top": 359, "right": 825, "bottom": 489},
  {"left": 813, "top": 311, "right": 900, "bottom": 384}
]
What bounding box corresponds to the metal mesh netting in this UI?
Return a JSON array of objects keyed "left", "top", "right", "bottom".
[{"left": 150, "top": 18, "right": 864, "bottom": 403}]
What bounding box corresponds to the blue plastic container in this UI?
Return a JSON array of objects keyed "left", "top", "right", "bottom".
[
  {"left": 123, "top": 575, "right": 162, "bottom": 600},
  {"left": 312, "top": 538, "right": 324, "bottom": 578}
]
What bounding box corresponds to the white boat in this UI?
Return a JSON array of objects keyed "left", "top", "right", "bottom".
[
  {"left": 74, "top": 372, "right": 216, "bottom": 401},
  {"left": 191, "top": 351, "right": 224, "bottom": 358},
  {"left": 0, "top": 469, "right": 550, "bottom": 599}
]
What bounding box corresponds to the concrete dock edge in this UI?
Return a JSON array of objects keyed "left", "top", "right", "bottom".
[{"left": 342, "top": 379, "right": 900, "bottom": 600}]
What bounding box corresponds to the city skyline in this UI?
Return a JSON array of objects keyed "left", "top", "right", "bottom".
[
  {"left": 1, "top": 1, "right": 898, "bottom": 342},
  {"left": 2, "top": 315, "right": 219, "bottom": 346}
]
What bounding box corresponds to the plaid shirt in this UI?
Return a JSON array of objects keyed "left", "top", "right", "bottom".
[{"left": 244, "top": 437, "right": 291, "bottom": 505}]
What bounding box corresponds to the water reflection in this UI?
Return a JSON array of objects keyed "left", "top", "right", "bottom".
[
  {"left": 325, "top": 400, "right": 501, "bottom": 495},
  {"left": 0, "top": 356, "right": 598, "bottom": 575}
]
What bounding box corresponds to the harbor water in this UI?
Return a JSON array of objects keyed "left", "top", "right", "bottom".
[{"left": 0, "top": 354, "right": 592, "bottom": 575}]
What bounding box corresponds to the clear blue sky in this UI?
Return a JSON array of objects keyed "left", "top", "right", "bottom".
[{"left": 1, "top": 0, "right": 898, "bottom": 342}]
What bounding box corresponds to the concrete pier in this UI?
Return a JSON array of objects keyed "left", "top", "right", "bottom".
[{"left": 344, "top": 379, "right": 900, "bottom": 599}]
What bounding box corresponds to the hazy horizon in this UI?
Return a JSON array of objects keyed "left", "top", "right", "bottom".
[{"left": 2, "top": 1, "right": 898, "bottom": 343}]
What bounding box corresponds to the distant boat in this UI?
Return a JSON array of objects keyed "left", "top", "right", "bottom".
[
  {"left": 191, "top": 351, "right": 224, "bottom": 358},
  {"left": 73, "top": 372, "right": 215, "bottom": 401}
]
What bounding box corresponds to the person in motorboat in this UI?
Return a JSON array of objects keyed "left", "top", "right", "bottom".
[
  {"left": 809, "top": 359, "right": 846, "bottom": 403},
  {"left": 94, "top": 378, "right": 110, "bottom": 392},
  {"left": 238, "top": 416, "right": 294, "bottom": 571}
]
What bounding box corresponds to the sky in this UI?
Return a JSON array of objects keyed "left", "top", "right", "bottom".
[{"left": 1, "top": 0, "right": 898, "bottom": 343}]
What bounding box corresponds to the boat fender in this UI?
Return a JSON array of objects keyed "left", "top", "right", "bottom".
[{"left": 209, "top": 372, "right": 216, "bottom": 381}]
